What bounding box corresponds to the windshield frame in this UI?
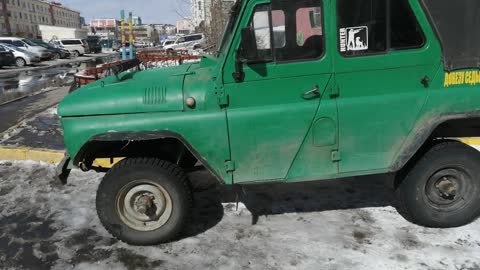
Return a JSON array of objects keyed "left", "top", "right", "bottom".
[{"left": 217, "top": 0, "right": 243, "bottom": 55}]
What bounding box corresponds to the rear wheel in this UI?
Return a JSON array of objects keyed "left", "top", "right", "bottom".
[
  {"left": 15, "top": 57, "right": 26, "bottom": 67},
  {"left": 396, "top": 141, "right": 480, "bottom": 228},
  {"left": 96, "top": 158, "right": 192, "bottom": 245}
]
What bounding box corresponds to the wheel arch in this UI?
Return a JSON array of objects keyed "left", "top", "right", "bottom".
[
  {"left": 74, "top": 130, "right": 225, "bottom": 184},
  {"left": 391, "top": 111, "right": 480, "bottom": 175}
]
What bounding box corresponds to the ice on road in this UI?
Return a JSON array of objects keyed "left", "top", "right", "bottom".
[{"left": 0, "top": 161, "right": 479, "bottom": 270}]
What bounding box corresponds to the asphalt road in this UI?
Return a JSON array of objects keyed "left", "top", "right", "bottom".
[
  {"left": 0, "top": 86, "right": 68, "bottom": 134},
  {"left": 0, "top": 53, "right": 119, "bottom": 105}
]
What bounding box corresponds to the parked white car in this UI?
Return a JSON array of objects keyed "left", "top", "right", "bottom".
[
  {"left": 133, "top": 40, "right": 148, "bottom": 48},
  {"left": 161, "top": 39, "right": 175, "bottom": 48},
  {"left": 0, "top": 43, "right": 40, "bottom": 67},
  {"left": 49, "top": 39, "right": 86, "bottom": 57},
  {"left": 0, "top": 37, "right": 51, "bottom": 60},
  {"left": 164, "top": 33, "right": 206, "bottom": 51}
]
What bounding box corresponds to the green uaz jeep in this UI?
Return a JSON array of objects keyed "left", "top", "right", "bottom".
[{"left": 57, "top": 0, "right": 480, "bottom": 245}]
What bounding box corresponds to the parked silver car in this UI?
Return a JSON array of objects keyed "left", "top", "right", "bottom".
[
  {"left": 0, "top": 37, "right": 51, "bottom": 60},
  {"left": 0, "top": 43, "right": 40, "bottom": 67},
  {"left": 163, "top": 33, "right": 206, "bottom": 51}
]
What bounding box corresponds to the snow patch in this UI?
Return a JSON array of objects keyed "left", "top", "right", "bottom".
[{"left": 1, "top": 161, "right": 480, "bottom": 270}]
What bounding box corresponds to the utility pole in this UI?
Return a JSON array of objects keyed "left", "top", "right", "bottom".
[
  {"left": 129, "top": 12, "right": 134, "bottom": 59},
  {"left": 120, "top": 10, "right": 126, "bottom": 60}
]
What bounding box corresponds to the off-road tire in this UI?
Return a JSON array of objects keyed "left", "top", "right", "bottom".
[
  {"left": 15, "top": 57, "right": 26, "bottom": 67},
  {"left": 96, "top": 158, "right": 192, "bottom": 245},
  {"left": 396, "top": 141, "right": 480, "bottom": 228}
]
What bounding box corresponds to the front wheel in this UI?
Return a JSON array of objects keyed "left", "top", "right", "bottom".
[
  {"left": 15, "top": 57, "right": 26, "bottom": 67},
  {"left": 96, "top": 158, "right": 192, "bottom": 245},
  {"left": 396, "top": 141, "right": 480, "bottom": 228},
  {"left": 72, "top": 50, "right": 80, "bottom": 58}
]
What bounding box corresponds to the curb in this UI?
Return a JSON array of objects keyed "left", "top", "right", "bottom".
[
  {"left": 0, "top": 147, "right": 64, "bottom": 164},
  {"left": 0, "top": 146, "right": 119, "bottom": 168}
]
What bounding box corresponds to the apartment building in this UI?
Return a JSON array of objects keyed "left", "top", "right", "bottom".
[
  {"left": 50, "top": 2, "right": 81, "bottom": 29},
  {"left": 0, "top": 0, "right": 81, "bottom": 38},
  {"left": 191, "top": 0, "right": 235, "bottom": 29}
]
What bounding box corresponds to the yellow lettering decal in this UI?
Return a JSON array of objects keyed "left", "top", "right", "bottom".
[{"left": 443, "top": 71, "right": 480, "bottom": 87}]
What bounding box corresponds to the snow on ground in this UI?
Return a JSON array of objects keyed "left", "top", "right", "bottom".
[{"left": 1, "top": 161, "right": 480, "bottom": 270}]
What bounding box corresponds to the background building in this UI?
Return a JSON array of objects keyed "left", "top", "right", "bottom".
[
  {"left": 90, "top": 18, "right": 119, "bottom": 39},
  {"left": 176, "top": 19, "right": 194, "bottom": 34},
  {"left": 132, "top": 15, "right": 142, "bottom": 26},
  {"left": 152, "top": 23, "right": 176, "bottom": 36},
  {"left": 0, "top": 0, "right": 81, "bottom": 38},
  {"left": 50, "top": 1, "right": 81, "bottom": 28},
  {"left": 191, "top": 0, "right": 211, "bottom": 28}
]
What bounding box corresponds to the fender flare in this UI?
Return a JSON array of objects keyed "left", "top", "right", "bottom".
[
  {"left": 390, "top": 111, "right": 480, "bottom": 172},
  {"left": 74, "top": 130, "right": 225, "bottom": 183}
]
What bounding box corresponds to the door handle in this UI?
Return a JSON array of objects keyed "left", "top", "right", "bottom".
[{"left": 302, "top": 85, "right": 321, "bottom": 99}]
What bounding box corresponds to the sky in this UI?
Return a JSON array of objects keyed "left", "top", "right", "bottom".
[{"left": 57, "top": 0, "right": 191, "bottom": 25}]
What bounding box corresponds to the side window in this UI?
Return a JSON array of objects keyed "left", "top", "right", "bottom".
[
  {"left": 390, "top": 0, "right": 424, "bottom": 49},
  {"left": 12, "top": 40, "right": 25, "bottom": 47},
  {"left": 252, "top": 5, "right": 274, "bottom": 50},
  {"left": 249, "top": 0, "right": 323, "bottom": 63},
  {"left": 337, "top": 0, "right": 424, "bottom": 57},
  {"left": 337, "top": 0, "right": 386, "bottom": 56}
]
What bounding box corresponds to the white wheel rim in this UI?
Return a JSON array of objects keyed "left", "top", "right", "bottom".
[{"left": 116, "top": 180, "right": 173, "bottom": 231}]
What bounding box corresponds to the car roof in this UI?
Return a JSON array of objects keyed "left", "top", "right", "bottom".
[{"left": 0, "top": 37, "right": 23, "bottom": 40}]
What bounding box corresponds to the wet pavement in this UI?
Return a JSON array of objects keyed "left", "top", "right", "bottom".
[
  {"left": 0, "top": 106, "right": 64, "bottom": 150},
  {"left": 0, "top": 53, "right": 119, "bottom": 105},
  {"left": 0, "top": 87, "right": 67, "bottom": 135}
]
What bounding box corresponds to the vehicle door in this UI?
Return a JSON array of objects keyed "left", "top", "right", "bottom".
[
  {"left": 333, "top": 0, "right": 441, "bottom": 173},
  {"left": 176, "top": 37, "right": 186, "bottom": 49},
  {"left": 223, "top": 0, "right": 336, "bottom": 183},
  {"left": 189, "top": 35, "right": 201, "bottom": 47}
]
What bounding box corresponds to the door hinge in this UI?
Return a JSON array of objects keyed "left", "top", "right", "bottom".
[
  {"left": 218, "top": 94, "right": 230, "bottom": 107},
  {"left": 331, "top": 150, "right": 341, "bottom": 162},
  {"left": 225, "top": 160, "right": 236, "bottom": 172}
]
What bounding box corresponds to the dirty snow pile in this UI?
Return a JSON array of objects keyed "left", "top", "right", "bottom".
[{"left": 0, "top": 161, "right": 480, "bottom": 270}]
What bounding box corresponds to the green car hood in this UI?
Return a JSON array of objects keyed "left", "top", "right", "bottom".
[{"left": 58, "top": 64, "right": 193, "bottom": 117}]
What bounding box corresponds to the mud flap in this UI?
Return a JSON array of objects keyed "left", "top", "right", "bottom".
[{"left": 56, "top": 154, "right": 71, "bottom": 185}]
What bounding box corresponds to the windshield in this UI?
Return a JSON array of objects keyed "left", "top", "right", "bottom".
[
  {"left": 33, "top": 40, "right": 50, "bottom": 48},
  {"left": 22, "top": 39, "right": 38, "bottom": 46},
  {"left": 217, "top": 0, "right": 242, "bottom": 55}
]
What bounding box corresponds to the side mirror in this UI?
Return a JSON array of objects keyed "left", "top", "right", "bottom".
[
  {"left": 233, "top": 27, "right": 261, "bottom": 83},
  {"left": 238, "top": 27, "right": 258, "bottom": 61}
]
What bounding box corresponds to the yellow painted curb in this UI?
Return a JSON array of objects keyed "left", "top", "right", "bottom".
[
  {"left": 0, "top": 147, "right": 64, "bottom": 164},
  {"left": 461, "top": 138, "right": 480, "bottom": 145},
  {"left": 0, "top": 146, "right": 121, "bottom": 168}
]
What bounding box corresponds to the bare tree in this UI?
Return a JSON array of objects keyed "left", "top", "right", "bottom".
[{"left": 206, "top": 0, "right": 233, "bottom": 47}]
